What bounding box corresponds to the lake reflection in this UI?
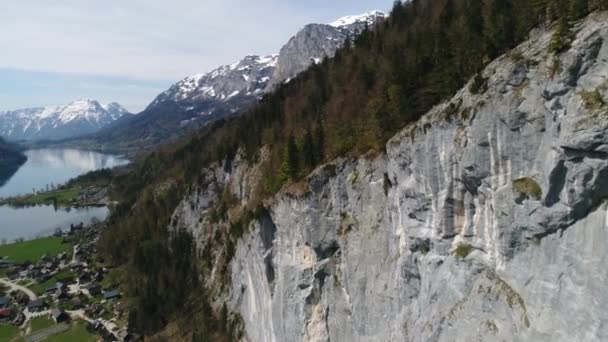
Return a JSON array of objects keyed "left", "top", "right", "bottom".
[
  {"left": 0, "top": 205, "right": 109, "bottom": 242},
  {"left": 0, "top": 148, "right": 127, "bottom": 241},
  {"left": 0, "top": 148, "right": 128, "bottom": 198}
]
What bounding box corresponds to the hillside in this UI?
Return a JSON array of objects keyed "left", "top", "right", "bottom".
[
  {"left": 96, "top": 1, "right": 608, "bottom": 341},
  {"left": 0, "top": 137, "right": 26, "bottom": 187}
]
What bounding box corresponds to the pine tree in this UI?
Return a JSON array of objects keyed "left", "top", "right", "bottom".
[
  {"left": 569, "top": 0, "right": 589, "bottom": 20},
  {"left": 279, "top": 134, "right": 299, "bottom": 182},
  {"left": 302, "top": 127, "right": 316, "bottom": 169},
  {"left": 549, "top": 15, "right": 572, "bottom": 53},
  {"left": 314, "top": 120, "right": 325, "bottom": 163}
]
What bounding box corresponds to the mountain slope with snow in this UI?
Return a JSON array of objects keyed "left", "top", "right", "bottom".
[
  {"left": 0, "top": 99, "right": 130, "bottom": 141},
  {"left": 58, "top": 10, "right": 386, "bottom": 153}
]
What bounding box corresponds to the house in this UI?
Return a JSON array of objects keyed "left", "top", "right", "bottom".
[
  {"left": 103, "top": 290, "right": 120, "bottom": 301},
  {"left": 7, "top": 270, "right": 19, "bottom": 280},
  {"left": 57, "top": 252, "right": 69, "bottom": 261},
  {"left": 0, "top": 297, "right": 10, "bottom": 308},
  {"left": 117, "top": 329, "right": 135, "bottom": 342},
  {"left": 26, "top": 299, "right": 46, "bottom": 313},
  {"left": 0, "top": 308, "right": 10, "bottom": 323},
  {"left": 51, "top": 308, "right": 70, "bottom": 323},
  {"left": 54, "top": 290, "right": 70, "bottom": 301},
  {"left": 44, "top": 282, "right": 64, "bottom": 294},
  {"left": 0, "top": 259, "right": 15, "bottom": 268},
  {"left": 13, "top": 292, "right": 29, "bottom": 305},
  {"left": 70, "top": 223, "right": 84, "bottom": 234},
  {"left": 71, "top": 297, "right": 83, "bottom": 309},
  {"left": 71, "top": 262, "right": 86, "bottom": 271},
  {"left": 78, "top": 273, "right": 92, "bottom": 284},
  {"left": 87, "top": 283, "right": 102, "bottom": 296}
]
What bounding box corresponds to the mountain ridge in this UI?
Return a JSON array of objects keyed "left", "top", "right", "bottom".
[
  {"left": 53, "top": 10, "right": 386, "bottom": 154},
  {"left": 0, "top": 99, "right": 130, "bottom": 141}
]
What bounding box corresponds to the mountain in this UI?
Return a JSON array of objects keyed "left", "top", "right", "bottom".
[
  {"left": 0, "top": 137, "right": 26, "bottom": 187},
  {"left": 96, "top": 2, "right": 608, "bottom": 340},
  {"left": 60, "top": 11, "right": 386, "bottom": 153},
  {"left": 267, "top": 10, "right": 386, "bottom": 88},
  {"left": 0, "top": 99, "right": 130, "bottom": 141}
]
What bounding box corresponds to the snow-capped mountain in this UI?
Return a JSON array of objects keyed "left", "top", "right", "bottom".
[
  {"left": 61, "top": 11, "right": 386, "bottom": 153},
  {"left": 329, "top": 10, "right": 387, "bottom": 29},
  {"left": 268, "top": 11, "right": 387, "bottom": 89},
  {"left": 0, "top": 99, "right": 130, "bottom": 141},
  {"left": 149, "top": 55, "right": 278, "bottom": 114},
  {"left": 147, "top": 10, "right": 386, "bottom": 115}
]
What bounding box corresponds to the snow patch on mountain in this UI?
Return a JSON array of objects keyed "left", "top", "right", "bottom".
[
  {"left": 149, "top": 55, "right": 279, "bottom": 109},
  {"left": 329, "top": 10, "right": 387, "bottom": 28}
]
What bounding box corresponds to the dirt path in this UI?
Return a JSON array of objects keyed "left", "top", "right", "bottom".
[{"left": 0, "top": 278, "right": 38, "bottom": 300}]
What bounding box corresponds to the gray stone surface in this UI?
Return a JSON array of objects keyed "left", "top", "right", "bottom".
[{"left": 172, "top": 12, "right": 608, "bottom": 342}]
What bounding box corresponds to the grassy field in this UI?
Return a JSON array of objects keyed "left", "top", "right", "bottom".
[
  {"left": 28, "top": 189, "right": 80, "bottom": 205},
  {"left": 0, "top": 237, "right": 71, "bottom": 263},
  {"left": 1, "top": 188, "right": 81, "bottom": 207},
  {"left": 0, "top": 324, "right": 23, "bottom": 341},
  {"left": 29, "top": 316, "right": 55, "bottom": 332},
  {"left": 44, "top": 321, "right": 98, "bottom": 342},
  {"left": 29, "top": 269, "right": 76, "bottom": 295}
]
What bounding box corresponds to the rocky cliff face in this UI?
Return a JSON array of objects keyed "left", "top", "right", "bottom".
[
  {"left": 267, "top": 11, "right": 386, "bottom": 89},
  {"left": 170, "top": 13, "right": 608, "bottom": 342}
]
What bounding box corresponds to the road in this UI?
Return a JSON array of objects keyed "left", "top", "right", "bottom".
[{"left": 0, "top": 278, "right": 38, "bottom": 300}]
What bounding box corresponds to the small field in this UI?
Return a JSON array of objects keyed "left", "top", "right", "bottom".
[
  {"left": 1, "top": 188, "right": 80, "bottom": 207},
  {"left": 44, "top": 321, "right": 98, "bottom": 342},
  {"left": 29, "top": 315, "right": 55, "bottom": 333},
  {"left": 0, "top": 237, "right": 71, "bottom": 263},
  {"left": 0, "top": 324, "right": 23, "bottom": 341},
  {"left": 29, "top": 269, "right": 76, "bottom": 295},
  {"left": 27, "top": 188, "right": 80, "bottom": 205}
]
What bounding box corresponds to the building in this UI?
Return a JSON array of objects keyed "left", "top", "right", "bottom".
[
  {"left": 44, "top": 282, "right": 64, "bottom": 294},
  {"left": 0, "top": 308, "right": 10, "bottom": 323},
  {"left": 103, "top": 290, "right": 120, "bottom": 301},
  {"left": 0, "top": 259, "right": 15, "bottom": 268},
  {"left": 26, "top": 299, "right": 46, "bottom": 313},
  {"left": 51, "top": 308, "right": 70, "bottom": 323},
  {"left": 87, "top": 283, "right": 102, "bottom": 296}
]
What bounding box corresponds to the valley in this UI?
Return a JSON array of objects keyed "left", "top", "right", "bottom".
[{"left": 2, "top": 1, "right": 608, "bottom": 341}]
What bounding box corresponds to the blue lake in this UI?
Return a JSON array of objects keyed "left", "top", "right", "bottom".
[{"left": 0, "top": 148, "right": 128, "bottom": 241}]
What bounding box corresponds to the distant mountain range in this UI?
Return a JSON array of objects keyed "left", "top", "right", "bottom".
[
  {"left": 57, "top": 11, "right": 386, "bottom": 154},
  {"left": 0, "top": 99, "right": 130, "bottom": 141}
]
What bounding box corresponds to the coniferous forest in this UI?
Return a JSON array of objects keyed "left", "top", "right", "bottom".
[{"left": 97, "top": 0, "right": 607, "bottom": 339}]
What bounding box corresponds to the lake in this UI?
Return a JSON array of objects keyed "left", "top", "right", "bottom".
[
  {"left": 0, "top": 205, "right": 109, "bottom": 242},
  {"left": 0, "top": 148, "right": 128, "bottom": 198},
  {"left": 0, "top": 148, "right": 128, "bottom": 241}
]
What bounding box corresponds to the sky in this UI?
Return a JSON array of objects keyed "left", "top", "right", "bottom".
[{"left": 1, "top": 0, "right": 391, "bottom": 113}]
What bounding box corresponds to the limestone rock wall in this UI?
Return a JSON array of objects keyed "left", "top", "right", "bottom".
[{"left": 173, "top": 12, "right": 608, "bottom": 342}]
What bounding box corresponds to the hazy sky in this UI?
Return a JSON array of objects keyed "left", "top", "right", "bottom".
[{"left": 1, "top": 0, "right": 391, "bottom": 112}]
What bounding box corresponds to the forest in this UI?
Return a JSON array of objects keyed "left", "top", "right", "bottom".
[{"left": 97, "top": 0, "right": 608, "bottom": 339}]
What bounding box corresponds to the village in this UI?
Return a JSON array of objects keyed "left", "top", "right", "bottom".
[{"left": 0, "top": 223, "right": 138, "bottom": 342}]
